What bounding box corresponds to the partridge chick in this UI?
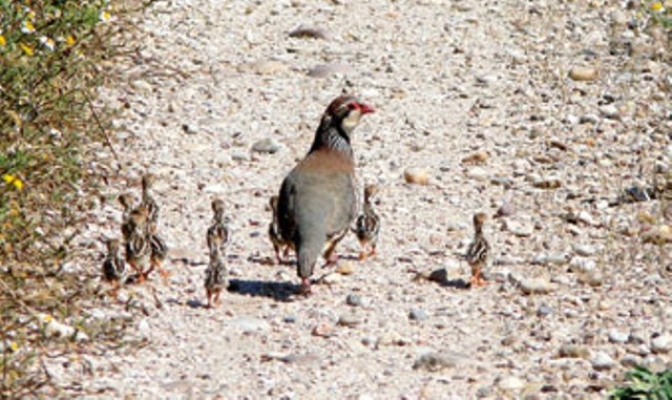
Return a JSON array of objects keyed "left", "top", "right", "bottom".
[
  {"left": 353, "top": 184, "right": 381, "bottom": 260},
  {"left": 140, "top": 173, "right": 160, "bottom": 234},
  {"left": 118, "top": 193, "right": 136, "bottom": 242},
  {"left": 466, "top": 212, "right": 490, "bottom": 287},
  {"left": 125, "top": 206, "right": 152, "bottom": 282},
  {"left": 102, "top": 238, "right": 127, "bottom": 292},
  {"left": 206, "top": 198, "right": 231, "bottom": 257},
  {"left": 268, "top": 195, "right": 292, "bottom": 264},
  {"left": 277, "top": 95, "right": 374, "bottom": 295},
  {"left": 204, "top": 228, "right": 228, "bottom": 308}
]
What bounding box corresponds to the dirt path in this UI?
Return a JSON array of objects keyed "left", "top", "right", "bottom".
[{"left": 53, "top": 0, "right": 672, "bottom": 398}]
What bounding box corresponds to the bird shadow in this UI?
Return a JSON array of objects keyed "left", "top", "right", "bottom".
[
  {"left": 423, "top": 268, "right": 471, "bottom": 290},
  {"left": 186, "top": 298, "right": 205, "bottom": 309},
  {"left": 247, "top": 255, "right": 295, "bottom": 268},
  {"left": 227, "top": 279, "right": 298, "bottom": 302}
]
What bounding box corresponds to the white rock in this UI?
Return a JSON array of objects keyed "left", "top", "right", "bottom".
[
  {"left": 519, "top": 277, "right": 555, "bottom": 295},
  {"left": 574, "top": 244, "right": 597, "bottom": 257},
  {"left": 504, "top": 219, "right": 534, "bottom": 237},
  {"left": 608, "top": 330, "right": 629, "bottom": 343},
  {"left": 591, "top": 351, "right": 616, "bottom": 371},
  {"left": 230, "top": 317, "right": 270, "bottom": 332},
  {"left": 651, "top": 333, "right": 672, "bottom": 354},
  {"left": 497, "top": 376, "right": 525, "bottom": 391},
  {"left": 465, "top": 167, "right": 489, "bottom": 181}
]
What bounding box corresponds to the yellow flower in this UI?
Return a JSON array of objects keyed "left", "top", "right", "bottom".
[
  {"left": 0, "top": 35, "right": 6, "bottom": 47},
  {"left": 66, "top": 35, "right": 76, "bottom": 46},
  {"left": 9, "top": 342, "right": 19, "bottom": 352},
  {"left": 99, "top": 10, "right": 111, "bottom": 22},
  {"left": 651, "top": 1, "right": 664, "bottom": 11},
  {"left": 19, "top": 42, "right": 33, "bottom": 56},
  {"left": 2, "top": 174, "right": 24, "bottom": 190},
  {"left": 42, "top": 315, "right": 53, "bottom": 323},
  {"left": 21, "top": 21, "right": 35, "bottom": 34}
]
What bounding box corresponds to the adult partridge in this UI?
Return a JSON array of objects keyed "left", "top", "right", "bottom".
[{"left": 277, "top": 95, "right": 375, "bottom": 295}]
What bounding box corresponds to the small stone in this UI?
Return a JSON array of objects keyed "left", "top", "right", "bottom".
[
  {"left": 288, "top": 25, "right": 330, "bottom": 40},
  {"left": 336, "top": 263, "right": 355, "bottom": 275},
  {"left": 337, "top": 313, "right": 361, "bottom": 327},
  {"left": 558, "top": 344, "right": 590, "bottom": 359},
  {"left": 568, "top": 257, "right": 596, "bottom": 273},
  {"left": 346, "top": 294, "right": 362, "bottom": 307},
  {"left": 504, "top": 219, "right": 534, "bottom": 237},
  {"left": 307, "top": 63, "right": 350, "bottom": 78},
  {"left": 568, "top": 66, "right": 598, "bottom": 81},
  {"left": 599, "top": 104, "right": 620, "bottom": 120},
  {"left": 230, "top": 317, "right": 270, "bottom": 333},
  {"left": 621, "top": 354, "right": 640, "bottom": 368},
  {"left": 532, "top": 253, "right": 570, "bottom": 266},
  {"left": 629, "top": 330, "right": 647, "bottom": 345},
  {"left": 574, "top": 244, "right": 597, "bottom": 257},
  {"left": 577, "top": 271, "right": 603, "bottom": 287},
  {"left": 609, "top": 330, "right": 629, "bottom": 343},
  {"left": 461, "top": 151, "right": 489, "bottom": 164},
  {"left": 251, "top": 138, "right": 282, "bottom": 154},
  {"left": 312, "top": 323, "right": 335, "bottom": 338},
  {"left": 651, "top": 333, "right": 672, "bottom": 354},
  {"left": 320, "top": 272, "right": 342, "bottom": 285},
  {"left": 409, "top": 308, "right": 428, "bottom": 321},
  {"left": 537, "top": 304, "right": 553, "bottom": 317},
  {"left": 376, "top": 331, "right": 409, "bottom": 347},
  {"left": 642, "top": 355, "right": 667, "bottom": 373},
  {"left": 231, "top": 150, "right": 250, "bottom": 161},
  {"left": 283, "top": 315, "right": 296, "bottom": 323},
  {"left": 591, "top": 351, "right": 616, "bottom": 371},
  {"left": 497, "top": 376, "right": 525, "bottom": 391},
  {"left": 412, "top": 352, "right": 462, "bottom": 372},
  {"left": 494, "top": 202, "right": 516, "bottom": 218},
  {"left": 465, "top": 167, "right": 489, "bottom": 181},
  {"left": 533, "top": 176, "right": 562, "bottom": 189},
  {"left": 404, "top": 167, "right": 430, "bottom": 185},
  {"left": 519, "top": 277, "right": 555, "bottom": 295},
  {"left": 241, "top": 60, "right": 288, "bottom": 75}
]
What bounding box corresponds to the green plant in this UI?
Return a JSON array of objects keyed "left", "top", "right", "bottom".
[{"left": 610, "top": 367, "right": 672, "bottom": 400}]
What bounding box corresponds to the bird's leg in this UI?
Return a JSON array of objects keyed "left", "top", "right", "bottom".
[
  {"left": 358, "top": 240, "right": 370, "bottom": 260},
  {"left": 206, "top": 289, "right": 212, "bottom": 309},
  {"left": 214, "top": 291, "right": 221, "bottom": 306},
  {"left": 470, "top": 269, "right": 488, "bottom": 287},
  {"left": 129, "top": 261, "right": 146, "bottom": 283},
  {"left": 153, "top": 259, "right": 170, "bottom": 278},
  {"left": 322, "top": 244, "right": 339, "bottom": 267},
  {"left": 272, "top": 244, "right": 281, "bottom": 265},
  {"left": 141, "top": 262, "right": 155, "bottom": 281},
  {"left": 369, "top": 243, "right": 377, "bottom": 257}
]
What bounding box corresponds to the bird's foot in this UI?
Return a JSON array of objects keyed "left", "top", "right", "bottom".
[
  {"left": 297, "top": 278, "right": 312, "bottom": 296},
  {"left": 358, "top": 251, "right": 368, "bottom": 261},
  {"left": 469, "top": 274, "right": 488, "bottom": 288}
]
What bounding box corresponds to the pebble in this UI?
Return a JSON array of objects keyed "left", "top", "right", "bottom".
[
  {"left": 336, "top": 262, "right": 355, "bottom": 275},
  {"left": 283, "top": 315, "right": 296, "bottom": 323},
  {"left": 404, "top": 167, "right": 430, "bottom": 185},
  {"left": 346, "top": 294, "right": 362, "bottom": 307},
  {"left": 497, "top": 376, "right": 525, "bottom": 391},
  {"left": 461, "top": 151, "right": 489, "bottom": 164},
  {"left": 229, "top": 317, "right": 270, "bottom": 333},
  {"left": 577, "top": 271, "right": 604, "bottom": 287},
  {"left": 307, "top": 63, "right": 350, "bottom": 78},
  {"left": 337, "top": 313, "right": 361, "bottom": 327},
  {"left": 620, "top": 354, "right": 640, "bottom": 368},
  {"left": 599, "top": 104, "right": 620, "bottom": 120},
  {"left": 288, "top": 25, "right": 330, "bottom": 40},
  {"left": 230, "top": 150, "right": 250, "bottom": 161},
  {"left": 629, "top": 330, "right": 647, "bottom": 345},
  {"left": 591, "top": 351, "right": 616, "bottom": 371},
  {"left": 312, "top": 323, "right": 335, "bottom": 338},
  {"left": 320, "top": 272, "right": 342, "bottom": 285},
  {"left": 532, "top": 253, "right": 570, "bottom": 266},
  {"left": 240, "top": 60, "right": 288, "bottom": 75},
  {"left": 651, "top": 333, "right": 672, "bottom": 354},
  {"left": 504, "top": 219, "right": 534, "bottom": 237},
  {"left": 537, "top": 304, "right": 553, "bottom": 317},
  {"left": 251, "top": 138, "right": 282, "bottom": 154},
  {"left": 412, "top": 351, "right": 463, "bottom": 372},
  {"left": 558, "top": 344, "right": 590, "bottom": 359},
  {"left": 519, "top": 277, "right": 555, "bottom": 295},
  {"left": 465, "top": 167, "right": 489, "bottom": 181},
  {"left": 532, "top": 175, "right": 562, "bottom": 189},
  {"left": 568, "top": 257, "right": 596, "bottom": 273},
  {"left": 568, "top": 66, "right": 598, "bottom": 81},
  {"left": 608, "top": 330, "right": 629, "bottom": 344},
  {"left": 573, "top": 244, "right": 597, "bottom": 257},
  {"left": 409, "top": 308, "right": 428, "bottom": 321},
  {"left": 641, "top": 225, "right": 672, "bottom": 244},
  {"left": 376, "top": 331, "right": 409, "bottom": 348}
]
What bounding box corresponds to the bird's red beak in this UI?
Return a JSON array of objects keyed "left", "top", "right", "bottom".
[{"left": 358, "top": 103, "right": 375, "bottom": 114}]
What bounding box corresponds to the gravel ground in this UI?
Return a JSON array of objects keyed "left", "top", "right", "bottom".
[{"left": 48, "top": 0, "right": 672, "bottom": 398}]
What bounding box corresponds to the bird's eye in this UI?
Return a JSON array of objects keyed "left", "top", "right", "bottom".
[{"left": 346, "top": 102, "right": 358, "bottom": 111}]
